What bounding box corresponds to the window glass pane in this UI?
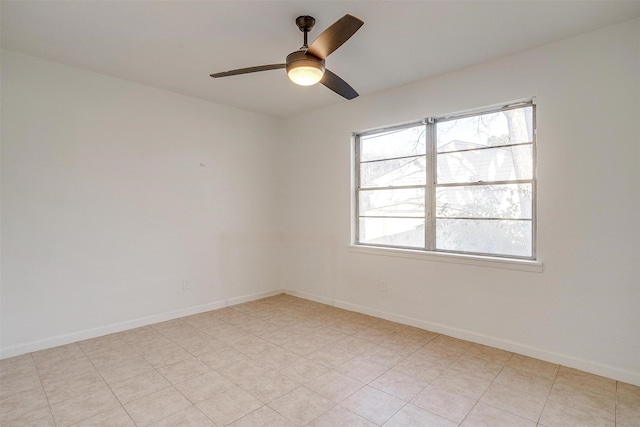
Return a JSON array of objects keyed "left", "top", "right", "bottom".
[
  {"left": 360, "top": 156, "right": 426, "bottom": 188},
  {"left": 359, "top": 217, "right": 425, "bottom": 248},
  {"left": 359, "top": 188, "right": 424, "bottom": 217},
  {"left": 437, "top": 144, "right": 532, "bottom": 184},
  {"left": 436, "top": 184, "right": 532, "bottom": 219},
  {"left": 360, "top": 125, "right": 426, "bottom": 161},
  {"left": 436, "top": 219, "right": 532, "bottom": 257},
  {"left": 437, "top": 106, "right": 533, "bottom": 153}
]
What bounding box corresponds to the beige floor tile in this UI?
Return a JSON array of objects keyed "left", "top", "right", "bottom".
[
  {"left": 229, "top": 405, "right": 296, "bottom": 426},
  {"left": 269, "top": 386, "right": 334, "bottom": 426},
  {"left": 237, "top": 369, "right": 301, "bottom": 403},
  {"left": 0, "top": 370, "right": 42, "bottom": 398},
  {"left": 279, "top": 357, "right": 329, "bottom": 384},
  {"left": 617, "top": 393, "right": 640, "bottom": 427},
  {"left": 174, "top": 370, "right": 235, "bottom": 404},
  {"left": 412, "top": 384, "right": 476, "bottom": 424},
  {"left": 448, "top": 355, "right": 503, "bottom": 381},
  {"left": 0, "top": 354, "right": 36, "bottom": 377},
  {"left": 94, "top": 355, "right": 154, "bottom": 384},
  {"left": 260, "top": 327, "right": 302, "bottom": 345},
  {"left": 392, "top": 354, "right": 450, "bottom": 384},
  {"left": 309, "top": 328, "right": 348, "bottom": 346},
  {"left": 196, "top": 384, "right": 264, "bottom": 426},
  {"left": 218, "top": 358, "right": 271, "bottom": 384},
  {"left": 480, "top": 382, "right": 547, "bottom": 421},
  {"left": 340, "top": 385, "right": 406, "bottom": 425},
  {"left": 173, "top": 334, "right": 228, "bottom": 356},
  {"left": 281, "top": 336, "right": 327, "bottom": 356},
  {"left": 308, "top": 347, "right": 357, "bottom": 369},
  {"left": 493, "top": 367, "right": 554, "bottom": 396},
  {"left": 50, "top": 383, "right": 120, "bottom": 426},
  {"left": 157, "top": 357, "right": 212, "bottom": 384},
  {"left": 330, "top": 336, "right": 377, "bottom": 355},
  {"left": 378, "top": 333, "right": 425, "bottom": 354},
  {"left": 32, "top": 343, "right": 86, "bottom": 369},
  {"left": 369, "top": 369, "right": 427, "bottom": 401},
  {"left": 335, "top": 356, "right": 388, "bottom": 384},
  {"left": 353, "top": 327, "right": 396, "bottom": 344},
  {"left": 618, "top": 382, "right": 640, "bottom": 399},
  {"left": 79, "top": 336, "right": 131, "bottom": 361},
  {"left": 42, "top": 369, "right": 106, "bottom": 405},
  {"left": 109, "top": 370, "right": 171, "bottom": 404},
  {"left": 238, "top": 318, "right": 282, "bottom": 336},
  {"left": 398, "top": 327, "right": 439, "bottom": 343},
  {"left": 306, "top": 370, "right": 364, "bottom": 402},
  {"left": 361, "top": 345, "right": 408, "bottom": 369},
  {"left": 231, "top": 335, "right": 279, "bottom": 357},
  {"left": 127, "top": 335, "right": 174, "bottom": 352},
  {"left": 506, "top": 353, "right": 559, "bottom": 380},
  {"left": 37, "top": 357, "right": 96, "bottom": 385},
  {"left": 308, "top": 405, "right": 375, "bottom": 427},
  {"left": 547, "top": 380, "right": 615, "bottom": 421},
  {"left": 149, "top": 406, "right": 216, "bottom": 426},
  {"left": 1, "top": 407, "right": 55, "bottom": 426},
  {"left": 117, "top": 326, "right": 162, "bottom": 344},
  {"left": 123, "top": 387, "right": 192, "bottom": 426},
  {"left": 197, "top": 346, "right": 248, "bottom": 370},
  {"left": 204, "top": 324, "right": 248, "bottom": 343},
  {"left": 464, "top": 343, "right": 513, "bottom": 365},
  {"left": 73, "top": 406, "right": 136, "bottom": 426},
  {"left": 137, "top": 343, "right": 194, "bottom": 369},
  {"left": 539, "top": 399, "right": 614, "bottom": 427},
  {"left": 384, "top": 403, "right": 458, "bottom": 427},
  {"left": 256, "top": 347, "right": 303, "bottom": 370},
  {"left": 325, "top": 319, "right": 367, "bottom": 335},
  {"left": 86, "top": 348, "right": 142, "bottom": 369},
  {"left": 413, "top": 344, "right": 463, "bottom": 365},
  {"left": 0, "top": 386, "right": 49, "bottom": 423},
  {"left": 430, "top": 368, "right": 493, "bottom": 399},
  {"left": 429, "top": 335, "right": 473, "bottom": 355},
  {"left": 555, "top": 367, "right": 616, "bottom": 396},
  {"left": 462, "top": 402, "right": 536, "bottom": 426}
]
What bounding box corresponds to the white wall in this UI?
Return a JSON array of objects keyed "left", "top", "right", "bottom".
[
  {"left": 279, "top": 19, "right": 640, "bottom": 385},
  {"left": 1, "top": 50, "right": 283, "bottom": 356}
]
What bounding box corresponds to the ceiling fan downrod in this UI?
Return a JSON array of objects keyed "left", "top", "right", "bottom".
[{"left": 295, "top": 15, "right": 316, "bottom": 48}]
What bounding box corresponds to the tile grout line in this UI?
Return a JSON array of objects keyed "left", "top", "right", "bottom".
[{"left": 29, "top": 352, "right": 57, "bottom": 426}]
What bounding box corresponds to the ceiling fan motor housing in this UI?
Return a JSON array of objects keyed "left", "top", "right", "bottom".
[{"left": 286, "top": 50, "right": 325, "bottom": 73}]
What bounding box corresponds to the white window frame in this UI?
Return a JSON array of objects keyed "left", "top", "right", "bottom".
[{"left": 353, "top": 101, "right": 537, "bottom": 262}]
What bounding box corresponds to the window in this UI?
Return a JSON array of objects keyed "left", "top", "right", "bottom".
[{"left": 354, "top": 102, "right": 536, "bottom": 259}]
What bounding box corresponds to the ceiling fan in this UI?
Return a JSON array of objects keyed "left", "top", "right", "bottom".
[{"left": 210, "top": 14, "right": 364, "bottom": 100}]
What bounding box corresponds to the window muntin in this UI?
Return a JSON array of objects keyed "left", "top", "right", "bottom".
[{"left": 355, "top": 103, "right": 535, "bottom": 259}]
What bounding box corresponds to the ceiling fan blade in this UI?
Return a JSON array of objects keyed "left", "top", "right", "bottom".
[
  {"left": 210, "top": 64, "right": 286, "bottom": 78},
  {"left": 321, "top": 69, "right": 359, "bottom": 100},
  {"left": 307, "top": 14, "right": 364, "bottom": 60}
]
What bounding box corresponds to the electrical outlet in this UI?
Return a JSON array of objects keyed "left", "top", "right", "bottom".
[
  {"left": 379, "top": 279, "right": 387, "bottom": 292},
  {"left": 182, "top": 280, "right": 190, "bottom": 291}
]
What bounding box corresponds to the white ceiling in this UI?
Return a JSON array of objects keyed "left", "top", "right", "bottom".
[{"left": 2, "top": 1, "right": 639, "bottom": 119}]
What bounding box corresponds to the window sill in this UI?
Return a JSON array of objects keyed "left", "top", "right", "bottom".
[{"left": 347, "top": 245, "right": 543, "bottom": 273}]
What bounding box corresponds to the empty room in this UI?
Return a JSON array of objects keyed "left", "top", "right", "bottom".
[{"left": 1, "top": 1, "right": 639, "bottom": 426}]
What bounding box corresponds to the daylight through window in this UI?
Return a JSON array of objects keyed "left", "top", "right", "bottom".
[{"left": 354, "top": 102, "right": 536, "bottom": 259}]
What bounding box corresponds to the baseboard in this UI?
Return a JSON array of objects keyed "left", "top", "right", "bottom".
[
  {"left": 283, "top": 289, "right": 336, "bottom": 306},
  {"left": 284, "top": 289, "right": 640, "bottom": 387},
  {"left": 0, "top": 288, "right": 285, "bottom": 360}
]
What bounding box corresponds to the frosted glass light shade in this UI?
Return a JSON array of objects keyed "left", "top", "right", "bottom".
[{"left": 287, "top": 64, "right": 324, "bottom": 86}]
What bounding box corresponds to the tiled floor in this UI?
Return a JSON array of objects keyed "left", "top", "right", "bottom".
[{"left": 1, "top": 294, "right": 638, "bottom": 426}]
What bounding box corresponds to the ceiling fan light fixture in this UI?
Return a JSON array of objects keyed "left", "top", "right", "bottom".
[
  {"left": 286, "top": 51, "right": 325, "bottom": 86},
  {"left": 287, "top": 63, "right": 324, "bottom": 86}
]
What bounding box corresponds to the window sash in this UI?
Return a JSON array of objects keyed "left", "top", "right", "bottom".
[{"left": 355, "top": 102, "right": 536, "bottom": 260}]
